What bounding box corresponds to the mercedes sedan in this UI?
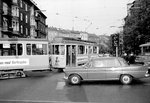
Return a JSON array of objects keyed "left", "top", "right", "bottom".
[{"left": 64, "top": 57, "right": 150, "bottom": 85}]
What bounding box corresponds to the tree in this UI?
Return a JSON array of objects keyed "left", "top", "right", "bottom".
[{"left": 123, "top": 0, "right": 150, "bottom": 55}]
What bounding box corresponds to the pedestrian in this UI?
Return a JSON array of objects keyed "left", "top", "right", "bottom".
[
  {"left": 122, "top": 53, "right": 128, "bottom": 62},
  {"left": 128, "top": 52, "right": 135, "bottom": 64}
]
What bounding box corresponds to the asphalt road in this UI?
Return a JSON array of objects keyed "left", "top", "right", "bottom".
[{"left": 0, "top": 70, "right": 150, "bottom": 103}]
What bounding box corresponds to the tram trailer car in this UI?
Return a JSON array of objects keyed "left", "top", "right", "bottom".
[
  {"left": 0, "top": 38, "right": 50, "bottom": 79},
  {"left": 49, "top": 37, "right": 99, "bottom": 71}
]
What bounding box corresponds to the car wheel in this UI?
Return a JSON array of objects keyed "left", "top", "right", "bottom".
[
  {"left": 69, "top": 74, "right": 81, "bottom": 85},
  {"left": 120, "top": 74, "right": 132, "bottom": 85}
]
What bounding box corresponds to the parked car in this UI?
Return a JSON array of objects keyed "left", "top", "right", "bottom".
[{"left": 64, "top": 57, "right": 150, "bottom": 85}]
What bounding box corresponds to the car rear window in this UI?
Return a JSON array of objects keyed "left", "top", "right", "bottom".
[{"left": 118, "top": 58, "right": 129, "bottom": 66}]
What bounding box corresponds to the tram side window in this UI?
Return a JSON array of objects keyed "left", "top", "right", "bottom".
[
  {"left": 88, "top": 46, "right": 93, "bottom": 54},
  {"left": 54, "top": 45, "right": 59, "bottom": 55},
  {"left": 0, "top": 44, "right": 3, "bottom": 56},
  {"left": 49, "top": 45, "right": 53, "bottom": 54},
  {"left": 18, "top": 44, "right": 23, "bottom": 55},
  {"left": 93, "top": 46, "right": 97, "bottom": 54},
  {"left": 31, "top": 44, "right": 47, "bottom": 55},
  {"left": 85, "top": 46, "right": 88, "bottom": 54},
  {"left": 10, "top": 44, "right": 16, "bottom": 55},
  {"left": 78, "top": 45, "right": 85, "bottom": 54},
  {"left": 26, "top": 44, "right": 31, "bottom": 55},
  {"left": 42, "top": 44, "right": 47, "bottom": 55},
  {"left": 52, "top": 45, "right": 55, "bottom": 54},
  {"left": 32, "top": 44, "right": 37, "bottom": 55},
  {"left": 0, "top": 43, "right": 23, "bottom": 56},
  {"left": 59, "top": 45, "right": 65, "bottom": 55}
]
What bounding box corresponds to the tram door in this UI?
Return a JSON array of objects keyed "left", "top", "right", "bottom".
[{"left": 66, "top": 45, "right": 76, "bottom": 67}]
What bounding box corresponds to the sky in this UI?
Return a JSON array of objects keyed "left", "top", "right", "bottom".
[{"left": 33, "top": 0, "right": 134, "bottom": 35}]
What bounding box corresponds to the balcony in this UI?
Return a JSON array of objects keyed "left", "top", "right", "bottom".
[
  {"left": 2, "top": 27, "right": 13, "bottom": 34},
  {"left": 3, "top": 10, "right": 12, "bottom": 18},
  {"left": 35, "top": 16, "right": 40, "bottom": 21},
  {"left": 12, "top": 30, "right": 20, "bottom": 36}
]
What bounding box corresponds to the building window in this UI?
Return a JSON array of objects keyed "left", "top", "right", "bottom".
[
  {"left": 12, "top": 21, "right": 15, "bottom": 30},
  {"left": 12, "top": 20, "right": 19, "bottom": 31},
  {"left": 12, "top": 6, "right": 19, "bottom": 17},
  {"left": 3, "top": 17, "right": 8, "bottom": 29},
  {"left": 21, "top": 25, "right": 23, "bottom": 34},
  {"left": 3, "top": 2, "right": 8, "bottom": 15},
  {"left": 26, "top": 28, "right": 27, "bottom": 35},
  {"left": 13, "top": 0, "right": 18, "bottom": 4},
  {"left": 20, "top": 0, "right": 22, "bottom": 8},
  {"left": 25, "top": 3, "right": 27, "bottom": 11},
  {"left": 16, "top": 21, "right": 19, "bottom": 31},
  {"left": 25, "top": 15, "right": 28, "bottom": 23},
  {"left": 20, "top": 13, "right": 23, "bottom": 21}
]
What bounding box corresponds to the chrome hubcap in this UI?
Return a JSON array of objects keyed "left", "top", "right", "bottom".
[
  {"left": 72, "top": 77, "right": 78, "bottom": 83},
  {"left": 123, "top": 76, "right": 130, "bottom": 83}
]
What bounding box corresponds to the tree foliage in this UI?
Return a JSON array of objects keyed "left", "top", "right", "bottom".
[{"left": 123, "top": 0, "right": 150, "bottom": 54}]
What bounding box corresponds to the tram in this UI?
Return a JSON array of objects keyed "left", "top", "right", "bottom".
[
  {"left": 0, "top": 38, "right": 50, "bottom": 79},
  {"left": 49, "top": 37, "right": 99, "bottom": 70},
  {"left": 135, "top": 42, "right": 150, "bottom": 63}
]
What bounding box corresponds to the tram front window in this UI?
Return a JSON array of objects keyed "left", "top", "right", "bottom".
[
  {"left": 93, "top": 46, "right": 98, "bottom": 54},
  {"left": 53, "top": 45, "right": 65, "bottom": 55},
  {"left": 54, "top": 45, "right": 59, "bottom": 55},
  {"left": 59, "top": 45, "right": 65, "bottom": 55},
  {"left": 78, "top": 45, "right": 85, "bottom": 54}
]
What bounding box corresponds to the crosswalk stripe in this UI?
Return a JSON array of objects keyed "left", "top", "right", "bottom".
[{"left": 56, "top": 81, "right": 66, "bottom": 90}]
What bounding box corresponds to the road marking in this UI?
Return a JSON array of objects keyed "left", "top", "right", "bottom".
[{"left": 56, "top": 81, "right": 66, "bottom": 90}]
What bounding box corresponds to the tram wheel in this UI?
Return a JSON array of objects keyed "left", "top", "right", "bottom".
[{"left": 16, "top": 71, "right": 24, "bottom": 77}]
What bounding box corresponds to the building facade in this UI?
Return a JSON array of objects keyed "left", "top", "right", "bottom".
[
  {"left": 126, "top": 0, "right": 141, "bottom": 17},
  {"left": 47, "top": 27, "right": 100, "bottom": 43},
  {"left": 47, "top": 27, "right": 82, "bottom": 42},
  {"left": 0, "top": 0, "right": 47, "bottom": 38}
]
